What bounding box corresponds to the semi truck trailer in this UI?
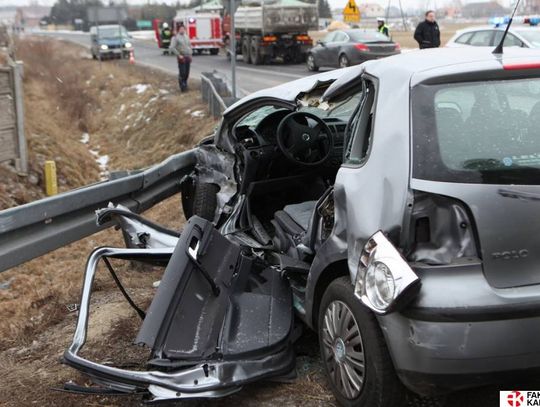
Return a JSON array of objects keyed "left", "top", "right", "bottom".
[{"left": 230, "top": 0, "right": 318, "bottom": 64}]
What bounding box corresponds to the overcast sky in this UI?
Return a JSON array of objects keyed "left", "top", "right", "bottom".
[{"left": 0, "top": 0, "right": 513, "bottom": 12}]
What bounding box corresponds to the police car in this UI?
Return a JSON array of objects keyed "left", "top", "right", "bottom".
[{"left": 446, "top": 18, "right": 540, "bottom": 48}]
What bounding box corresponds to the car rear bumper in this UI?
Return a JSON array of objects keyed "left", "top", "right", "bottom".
[
  {"left": 350, "top": 50, "right": 400, "bottom": 64},
  {"left": 379, "top": 263, "right": 540, "bottom": 395}
]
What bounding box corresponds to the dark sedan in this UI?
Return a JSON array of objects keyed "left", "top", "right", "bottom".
[{"left": 306, "top": 29, "right": 400, "bottom": 71}]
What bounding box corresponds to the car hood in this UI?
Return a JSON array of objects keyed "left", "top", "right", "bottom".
[
  {"left": 98, "top": 38, "right": 125, "bottom": 46},
  {"left": 224, "top": 65, "right": 364, "bottom": 118}
]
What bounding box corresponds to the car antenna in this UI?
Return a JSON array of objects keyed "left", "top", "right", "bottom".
[{"left": 493, "top": 0, "right": 523, "bottom": 54}]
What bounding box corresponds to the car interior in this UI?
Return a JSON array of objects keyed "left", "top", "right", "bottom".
[{"left": 220, "top": 85, "right": 367, "bottom": 266}]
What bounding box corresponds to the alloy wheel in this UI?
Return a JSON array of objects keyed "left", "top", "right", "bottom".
[
  {"left": 307, "top": 54, "right": 315, "bottom": 70},
  {"left": 321, "top": 300, "right": 365, "bottom": 399},
  {"left": 339, "top": 55, "right": 349, "bottom": 68}
]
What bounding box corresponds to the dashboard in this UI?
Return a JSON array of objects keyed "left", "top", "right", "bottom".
[{"left": 234, "top": 109, "right": 348, "bottom": 167}]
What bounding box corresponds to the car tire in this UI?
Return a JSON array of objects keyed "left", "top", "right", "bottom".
[
  {"left": 250, "top": 36, "right": 262, "bottom": 65},
  {"left": 307, "top": 53, "right": 319, "bottom": 71},
  {"left": 242, "top": 36, "right": 251, "bottom": 64},
  {"left": 210, "top": 48, "right": 219, "bottom": 55},
  {"left": 318, "top": 277, "right": 408, "bottom": 407},
  {"left": 339, "top": 54, "right": 350, "bottom": 68},
  {"left": 192, "top": 182, "right": 219, "bottom": 222}
]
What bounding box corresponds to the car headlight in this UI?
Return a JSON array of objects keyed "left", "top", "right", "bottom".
[
  {"left": 354, "top": 231, "right": 420, "bottom": 314},
  {"left": 124, "top": 42, "right": 132, "bottom": 48},
  {"left": 100, "top": 44, "right": 108, "bottom": 50}
]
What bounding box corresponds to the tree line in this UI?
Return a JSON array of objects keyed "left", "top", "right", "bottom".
[{"left": 48, "top": 0, "right": 332, "bottom": 26}]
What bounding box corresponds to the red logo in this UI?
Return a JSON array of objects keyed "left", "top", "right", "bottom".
[{"left": 507, "top": 391, "right": 524, "bottom": 407}]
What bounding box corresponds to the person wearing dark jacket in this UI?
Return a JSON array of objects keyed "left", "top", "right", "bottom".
[{"left": 414, "top": 10, "right": 441, "bottom": 49}]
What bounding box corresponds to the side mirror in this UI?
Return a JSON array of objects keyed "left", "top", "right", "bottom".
[{"left": 317, "top": 40, "right": 325, "bottom": 47}]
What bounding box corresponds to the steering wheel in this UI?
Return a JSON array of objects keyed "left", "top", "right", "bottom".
[{"left": 276, "top": 112, "right": 334, "bottom": 166}]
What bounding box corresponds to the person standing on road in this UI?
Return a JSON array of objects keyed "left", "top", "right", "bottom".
[
  {"left": 377, "top": 18, "right": 390, "bottom": 38},
  {"left": 414, "top": 10, "right": 441, "bottom": 49},
  {"left": 160, "top": 23, "right": 173, "bottom": 50},
  {"left": 171, "top": 23, "right": 193, "bottom": 92}
]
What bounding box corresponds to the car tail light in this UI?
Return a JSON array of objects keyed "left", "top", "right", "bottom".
[
  {"left": 503, "top": 62, "right": 540, "bottom": 70},
  {"left": 263, "top": 35, "right": 277, "bottom": 42},
  {"left": 354, "top": 43, "right": 369, "bottom": 51},
  {"left": 394, "top": 42, "right": 401, "bottom": 51},
  {"left": 296, "top": 34, "right": 310, "bottom": 41}
]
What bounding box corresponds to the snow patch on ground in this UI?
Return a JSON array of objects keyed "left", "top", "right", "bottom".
[
  {"left": 130, "top": 31, "right": 157, "bottom": 41},
  {"left": 132, "top": 84, "right": 150, "bottom": 94},
  {"left": 83, "top": 134, "right": 110, "bottom": 181},
  {"left": 191, "top": 110, "right": 205, "bottom": 118}
]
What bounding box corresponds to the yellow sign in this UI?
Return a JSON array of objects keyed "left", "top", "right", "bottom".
[{"left": 343, "top": 0, "right": 361, "bottom": 23}]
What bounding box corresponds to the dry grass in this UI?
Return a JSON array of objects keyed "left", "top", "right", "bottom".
[
  {"left": 310, "top": 22, "right": 474, "bottom": 49},
  {"left": 0, "top": 38, "right": 215, "bottom": 210},
  {"left": 0, "top": 38, "right": 218, "bottom": 406}
]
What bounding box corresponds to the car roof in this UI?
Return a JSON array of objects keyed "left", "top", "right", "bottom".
[
  {"left": 227, "top": 48, "right": 540, "bottom": 115},
  {"left": 455, "top": 25, "right": 540, "bottom": 34},
  {"left": 343, "top": 29, "right": 379, "bottom": 34},
  {"left": 94, "top": 24, "right": 124, "bottom": 29},
  {"left": 364, "top": 46, "right": 540, "bottom": 80}
]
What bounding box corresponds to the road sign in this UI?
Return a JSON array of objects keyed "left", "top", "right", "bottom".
[{"left": 343, "top": 0, "right": 361, "bottom": 24}]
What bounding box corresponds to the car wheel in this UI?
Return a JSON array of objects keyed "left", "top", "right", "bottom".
[
  {"left": 192, "top": 182, "right": 219, "bottom": 222},
  {"left": 318, "top": 277, "right": 408, "bottom": 407},
  {"left": 307, "top": 53, "right": 319, "bottom": 71},
  {"left": 242, "top": 36, "right": 251, "bottom": 64},
  {"left": 210, "top": 48, "right": 219, "bottom": 55},
  {"left": 250, "top": 36, "right": 261, "bottom": 65},
  {"left": 339, "top": 54, "right": 350, "bottom": 68}
]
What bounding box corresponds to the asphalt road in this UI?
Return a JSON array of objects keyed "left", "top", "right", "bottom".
[{"left": 35, "top": 30, "right": 318, "bottom": 95}]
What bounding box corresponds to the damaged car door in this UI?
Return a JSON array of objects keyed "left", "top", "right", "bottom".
[{"left": 64, "top": 213, "right": 296, "bottom": 401}]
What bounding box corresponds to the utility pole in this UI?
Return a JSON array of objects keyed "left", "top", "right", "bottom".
[{"left": 229, "top": 0, "right": 236, "bottom": 98}]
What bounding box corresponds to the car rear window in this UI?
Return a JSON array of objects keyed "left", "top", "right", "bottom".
[
  {"left": 413, "top": 78, "right": 540, "bottom": 184},
  {"left": 348, "top": 31, "right": 391, "bottom": 42}
]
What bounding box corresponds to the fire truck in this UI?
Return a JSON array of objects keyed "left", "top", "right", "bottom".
[{"left": 154, "top": 13, "right": 223, "bottom": 55}]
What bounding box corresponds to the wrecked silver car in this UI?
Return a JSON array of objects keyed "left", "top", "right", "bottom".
[{"left": 62, "top": 48, "right": 540, "bottom": 406}]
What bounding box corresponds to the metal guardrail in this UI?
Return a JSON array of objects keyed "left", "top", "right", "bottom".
[
  {"left": 0, "top": 57, "right": 27, "bottom": 174},
  {"left": 0, "top": 149, "right": 197, "bottom": 272},
  {"left": 200, "top": 71, "right": 228, "bottom": 118},
  {"left": 200, "top": 71, "right": 245, "bottom": 118}
]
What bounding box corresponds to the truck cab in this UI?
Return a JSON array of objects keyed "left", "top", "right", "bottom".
[{"left": 90, "top": 24, "right": 133, "bottom": 60}]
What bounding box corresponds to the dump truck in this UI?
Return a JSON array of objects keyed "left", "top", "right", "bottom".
[{"left": 231, "top": 0, "right": 318, "bottom": 64}]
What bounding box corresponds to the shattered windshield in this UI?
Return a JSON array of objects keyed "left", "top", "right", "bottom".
[
  {"left": 300, "top": 92, "right": 363, "bottom": 119},
  {"left": 413, "top": 77, "right": 540, "bottom": 184}
]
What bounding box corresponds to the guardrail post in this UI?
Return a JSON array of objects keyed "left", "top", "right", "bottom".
[
  {"left": 44, "top": 160, "right": 58, "bottom": 196},
  {"left": 12, "top": 61, "right": 27, "bottom": 174}
]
